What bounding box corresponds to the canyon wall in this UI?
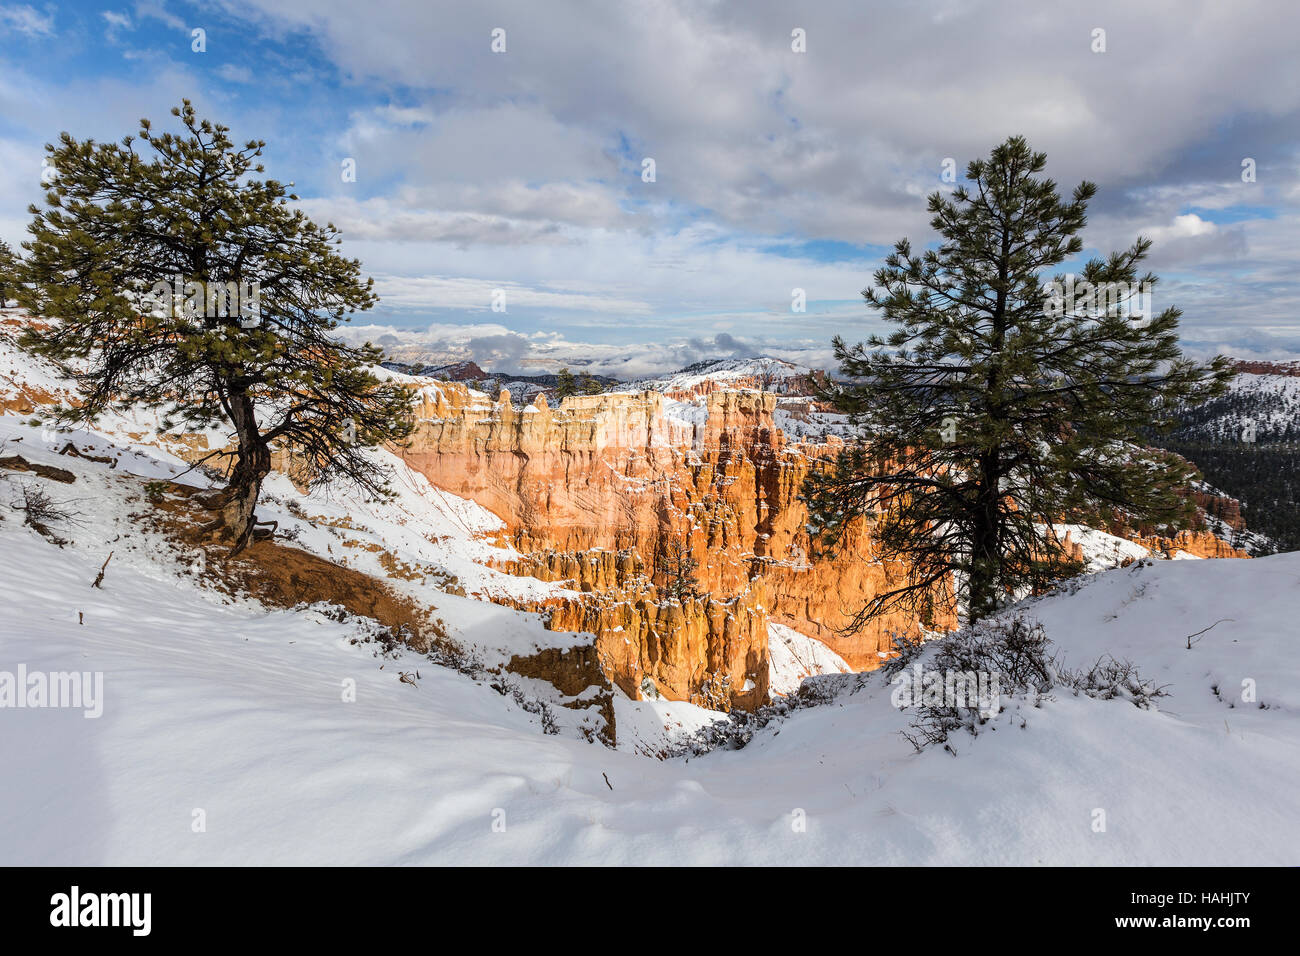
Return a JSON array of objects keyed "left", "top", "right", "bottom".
[
  {"left": 397, "top": 384, "right": 953, "bottom": 709},
  {"left": 397, "top": 382, "right": 1254, "bottom": 711}
]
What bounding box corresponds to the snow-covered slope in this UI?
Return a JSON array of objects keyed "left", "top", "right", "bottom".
[
  {"left": 1223, "top": 367, "right": 1300, "bottom": 441},
  {"left": 4, "top": 431, "right": 1297, "bottom": 863},
  {"left": 768, "top": 622, "right": 853, "bottom": 696},
  {"left": 1172, "top": 366, "right": 1300, "bottom": 444}
]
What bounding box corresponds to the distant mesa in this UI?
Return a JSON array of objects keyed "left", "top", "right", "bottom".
[
  {"left": 1229, "top": 357, "right": 1300, "bottom": 378},
  {"left": 421, "top": 360, "right": 488, "bottom": 382}
]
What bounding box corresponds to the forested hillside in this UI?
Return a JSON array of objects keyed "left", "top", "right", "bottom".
[{"left": 1151, "top": 364, "right": 1300, "bottom": 553}]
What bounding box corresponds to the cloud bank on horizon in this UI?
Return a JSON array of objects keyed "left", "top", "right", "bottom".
[{"left": 2, "top": 0, "right": 1298, "bottom": 376}]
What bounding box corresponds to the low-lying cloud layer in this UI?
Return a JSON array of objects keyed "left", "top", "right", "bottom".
[{"left": 339, "top": 322, "right": 840, "bottom": 380}]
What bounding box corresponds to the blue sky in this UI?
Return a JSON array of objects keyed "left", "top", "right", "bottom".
[{"left": 2, "top": 0, "right": 1298, "bottom": 376}]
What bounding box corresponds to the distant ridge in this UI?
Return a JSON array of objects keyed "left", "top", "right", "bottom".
[
  {"left": 624, "top": 356, "right": 828, "bottom": 397},
  {"left": 1230, "top": 358, "right": 1300, "bottom": 377}
]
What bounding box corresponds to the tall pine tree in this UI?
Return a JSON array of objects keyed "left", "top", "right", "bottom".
[
  {"left": 0, "top": 239, "right": 17, "bottom": 305},
  {"left": 804, "top": 136, "right": 1232, "bottom": 626},
  {"left": 14, "top": 101, "right": 414, "bottom": 553}
]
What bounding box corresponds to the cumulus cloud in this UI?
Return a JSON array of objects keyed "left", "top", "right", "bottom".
[
  {"left": 200, "top": 0, "right": 1300, "bottom": 356},
  {"left": 220, "top": 0, "right": 1300, "bottom": 238},
  {"left": 687, "top": 332, "right": 761, "bottom": 360},
  {"left": 134, "top": 1, "right": 185, "bottom": 31}
]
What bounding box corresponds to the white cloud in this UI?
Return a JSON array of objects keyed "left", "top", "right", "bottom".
[
  {"left": 219, "top": 0, "right": 1300, "bottom": 243},
  {"left": 3, "top": 0, "right": 1299, "bottom": 361},
  {"left": 134, "top": 0, "right": 185, "bottom": 31},
  {"left": 1149, "top": 214, "right": 1218, "bottom": 242},
  {"left": 367, "top": 274, "right": 653, "bottom": 315},
  {"left": 101, "top": 10, "right": 133, "bottom": 37},
  {"left": 216, "top": 63, "right": 253, "bottom": 84},
  {"left": 332, "top": 320, "right": 844, "bottom": 379},
  {"left": 0, "top": 4, "right": 54, "bottom": 37}
]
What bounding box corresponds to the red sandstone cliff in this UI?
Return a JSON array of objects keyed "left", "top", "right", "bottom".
[{"left": 397, "top": 383, "right": 952, "bottom": 708}]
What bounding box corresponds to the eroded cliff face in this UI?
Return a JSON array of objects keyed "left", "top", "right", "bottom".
[
  {"left": 397, "top": 384, "right": 954, "bottom": 709},
  {"left": 1132, "top": 529, "right": 1250, "bottom": 559},
  {"left": 492, "top": 549, "right": 771, "bottom": 710}
]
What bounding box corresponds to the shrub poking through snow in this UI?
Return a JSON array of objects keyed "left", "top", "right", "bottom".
[
  {"left": 9, "top": 481, "right": 79, "bottom": 545},
  {"left": 893, "top": 615, "right": 1053, "bottom": 753},
  {"left": 932, "top": 615, "right": 1058, "bottom": 693},
  {"left": 1062, "top": 655, "right": 1169, "bottom": 709},
  {"left": 901, "top": 614, "right": 1165, "bottom": 754},
  {"left": 673, "top": 613, "right": 1168, "bottom": 759},
  {"left": 880, "top": 628, "right": 928, "bottom": 679},
  {"left": 665, "top": 676, "right": 862, "bottom": 756}
]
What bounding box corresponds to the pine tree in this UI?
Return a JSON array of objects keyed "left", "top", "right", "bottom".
[
  {"left": 553, "top": 367, "right": 577, "bottom": 399},
  {"left": 578, "top": 371, "right": 604, "bottom": 395},
  {"left": 658, "top": 539, "right": 701, "bottom": 602},
  {"left": 803, "top": 136, "right": 1233, "bottom": 626},
  {"left": 0, "top": 239, "right": 17, "bottom": 305},
  {"left": 13, "top": 101, "right": 414, "bottom": 553}
]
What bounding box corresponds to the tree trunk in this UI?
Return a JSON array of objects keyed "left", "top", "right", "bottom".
[
  {"left": 221, "top": 389, "right": 271, "bottom": 555},
  {"left": 968, "top": 453, "right": 1002, "bottom": 622},
  {"left": 968, "top": 519, "right": 999, "bottom": 623},
  {"left": 966, "top": 216, "right": 1013, "bottom": 623}
]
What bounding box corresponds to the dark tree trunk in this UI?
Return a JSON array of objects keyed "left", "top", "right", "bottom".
[
  {"left": 221, "top": 389, "right": 271, "bottom": 555},
  {"left": 967, "top": 216, "right": 1013, "bottom": 622},
  {"left": 969, "top": 457, "right": 1001, "bottom": 622}
]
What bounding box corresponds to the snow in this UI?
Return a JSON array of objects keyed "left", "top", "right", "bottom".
[
  {"left": 659, "top": 395, "right": 709, "bottom": 433},
  {"left": 1172, "top": 367, "right": 1300, "bottom": 445},
  {"left": 772, "top": 400, "right": 854, "bottom": 440},
  {"left": 1227, "top": 370, "right": 1300, "bottom": 439},
  {"left": 6, "top": 434, "right": 1296, "bottom": 866},
  {"left": 611, "top": 692, "right": 727, "bottom": 757},
  {"left": 1052, "top": 522, "right": 1153, "bottom": 571},
  {"left": 622, "top": 356, "right": 816, "bottom": 395},
  {"left": 767, "top": 622, "right": 852, "bottom": 696}
]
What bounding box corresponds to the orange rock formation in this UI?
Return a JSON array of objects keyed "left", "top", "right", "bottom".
[{"left": 398, "top": 384, "right": 954, "bottom": 709}]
